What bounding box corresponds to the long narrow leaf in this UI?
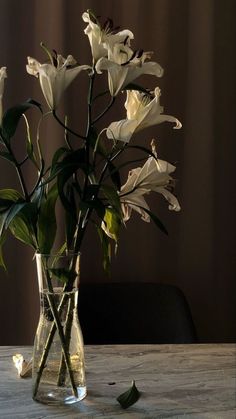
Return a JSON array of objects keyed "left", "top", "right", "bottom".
[
  {"left": 9, "top": 212, "right": 37, "bottom": 248},
  {"left": 96, "top": 225, "right": 111, "bottom": 274},
  {"left": 37, "top": 183, "right": 58, "bottom": 253},
  {"left": 65, "top": 184, "right": 77, "bottom": 249},
  {"left": 100, "top": 184, "right": 123, "bottom": 219},
  {"left": 1, "top": 99, "right": 42, "bottom": 142},
  {"left": 136, "top": 205, "right": 168, "bottom": 235}
]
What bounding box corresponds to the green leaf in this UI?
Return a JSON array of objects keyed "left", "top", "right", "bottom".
[
  {"left": 107, "top": 161, "right": 121, "bottom": 190},
  {"left": 24, "top": 116, "right": 38, "bottom": 168},
  {"left": 45, "top": 148, "right": 87, "bottom": 184},
  {"left": 103, "top": 207, "right": 121, "bottom": 242},
  {"left": 4, "top": 202, "right": 27, "bottom": 229},
  {"left": 0, "top": 190, "right": 23, "bottom": 236},
  {"left": 0, "top": 151, "right": 15, "bottom": 164},
  {"left": 31, "top": 180, "right": 44, "bottom": 208},
  {"left": 55, "top": 148, "right": 91, "bottom": 212},
  {"left": 9, "top": 202, "right": 38, "bottom": 247},
  {"left": 88, "top": 126, "right": 106, "bottom": 155},
  {"left": 0, "top": 211, "right": 9, "bottom": 238},
  {"left": 96, "top": 225, "right": 111, "bottom": 274},
  {"left": 48, "top": 268, "right": 77, "bottom": 284},
  {"left": 50, "top": 147, "right": 69, "bottom": 175},
  {"left": 57, "top": 168, "right": 77, "bottom": 213},
  {"left": 1, "top": 99, "right": 42, "bottom": 142},
  {"left": 117, "top": 380, "right": 140, "bottom": 409},
  {"left": 65, "top": 184, "right": 77, "bottom": 249},
  {"left": 9, "top": 211, "right": 36, "bottom": 248},
  {"left": 61, "top": 148, "right": 88, "bottom": 171},
  {"left": 100, "top": 184, "right": 123, "bottom": 219},
  {"left": 137, "top": 205, "right": 168, "bottom": 235},
  {"left": 0, "top": 189, "right": 22, "bottom": 202},
  {"left": 37, "top": 183, "right": 58, "bottom": 253}
]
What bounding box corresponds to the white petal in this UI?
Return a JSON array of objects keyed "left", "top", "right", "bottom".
[
  {"left": 96, "top": 58, "right": 128, "bottom": 96},
  {"left": 121, "top": 194, "right": 150, "bottom": 222},
  {"left": 38, "top": 64, "right": 57, "bottom": 109},
  {"left": 63, "top": 65, "right": 90, "bottom": 90},
  {"left": 125, "top": 90, "right": 144, "bottom": 119},
  {"left": 106, "top": 118, "right": 139, "bottom": 142},
  {"left": 123, "top": 61, "right": 164, "bottom": 88},
  {"left": 156, "top": 186, "right": 181, "bottom": 211},
  {"left": 153, "top": 114, "right": 182, "bottom": 129},
  {"left": 82, "top": 12, "right": 90, "bottom": 23},
  {"left": 26, "top": 57, "right": 40, "bottom": 77},
  {"left": 120, "top": 167, "right": 142, "bottom": 194}
]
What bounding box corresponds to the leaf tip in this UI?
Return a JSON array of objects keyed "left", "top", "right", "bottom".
[{"left": 116, "top": 380, "right": 141, "bottom": 409}]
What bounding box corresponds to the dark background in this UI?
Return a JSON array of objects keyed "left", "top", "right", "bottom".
[{"left": 0, "top": 0, "right": 235, "bottom": 344}]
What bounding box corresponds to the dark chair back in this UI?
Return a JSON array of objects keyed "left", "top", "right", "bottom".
[{"left": 78, "top": 282, "right": 197, "bottom": 344}]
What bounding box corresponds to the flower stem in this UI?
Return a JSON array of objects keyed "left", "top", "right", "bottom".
[
  {"left": 5, "top": 143, "right": 29, "bottom": 200},
  {"left": 45, "top": 291, "right": 77, "bottom": 397},
  {"left": 57, "top": 294, "right": 75, "bottom": 387},
  {"left": 33, "top": 268, "right": 78, "bottom": 399},
  {"left": 53, "top": 111, "right": 86, "bottom": 140}
]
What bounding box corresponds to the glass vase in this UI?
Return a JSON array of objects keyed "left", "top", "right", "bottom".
[{"left": 32, "top": 252, "right": 86, "bottom": 405}]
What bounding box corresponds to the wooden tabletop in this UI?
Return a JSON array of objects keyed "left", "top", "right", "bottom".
[{"left": 0, "top": 344, "right": 235, "bottom": 418}]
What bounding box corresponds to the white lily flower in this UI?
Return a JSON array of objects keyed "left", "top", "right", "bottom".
[
  {"left": 26, "top": 54, "right": 90, "bottom": 110},
  {"left": 83, "top": 11, "right": 134, "bottom": 63},
  {"left": 119, "top": 153, "right": 180, "bottom": 222},
  {"left": 0, "top": 67, "right": 7, "bottom": 125},
  {"left": 107, "top": 87, "right": 182, "bottom": 142},
  {"left": 96, "top": 44, "right": 163, "bottom": 96}
]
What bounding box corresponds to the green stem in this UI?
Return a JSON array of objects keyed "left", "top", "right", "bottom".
[
  {"left": 53, "top": 111, "right": 86, "bottom": 140},
  {"left": 32, "top": 317, "right": 57, "bottom": 398},
  {"left": 33, "top": 243, "right": 85, "bottom": 398},
  {"left": 57, "top": 294, "right": 75, "bottom": 387},
  {"left": 32, "top": 268, "right": 78, "bottom": 399},
  {"left": 5, "top": 143, "right": 29, "bottom": 200},
  {"left": 45, "top": 291, "right": 77, "bottom": 396},
  {"left": 45, "top": 269, "right": 78, "bottom": 397},
  {"left": 83, "top": 71, "right": 95, "bottom": 197},
  {"left": 99, "top": 145, "right": 127, "bottom": 185}
]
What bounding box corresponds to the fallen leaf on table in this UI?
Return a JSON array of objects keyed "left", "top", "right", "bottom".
[{"left": 116, "top": 380, "right": 141, "bottom": 409}]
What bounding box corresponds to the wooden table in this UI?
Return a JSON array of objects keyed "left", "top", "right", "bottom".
[{"left": 0, "top": 344, "right": 235, "bottom": 418}]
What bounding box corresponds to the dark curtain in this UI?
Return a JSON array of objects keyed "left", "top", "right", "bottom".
[{"left": 0, "top": 0, "right": 235, "bottom": 344}]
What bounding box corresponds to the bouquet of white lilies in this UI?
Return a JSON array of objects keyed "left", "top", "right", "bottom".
[{"left": 0, "top": 10, "right": 181, "bottom": 405}]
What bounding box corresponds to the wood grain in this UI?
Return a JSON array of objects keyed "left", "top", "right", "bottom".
[{"left": 0, "top": 344, "right": 235, "bottom": 418}]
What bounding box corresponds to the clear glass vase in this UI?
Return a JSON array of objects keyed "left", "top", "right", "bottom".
[{"left": 32, "top": 252, "right": 86, "bottom": 405}]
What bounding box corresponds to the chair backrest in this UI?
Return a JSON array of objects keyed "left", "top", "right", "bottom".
[{"left": 78, "top": 282, "right": 197, "bottom": 344}]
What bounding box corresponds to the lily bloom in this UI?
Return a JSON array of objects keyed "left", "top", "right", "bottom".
[
  {"left": 26, "top": 54, "right": 90, "bottom": 110},
  {"left": 119, "top": 153, "right": 180, "bottom": 222},
  {"left": 107, "top": 87, "right": 182, "bottom": 142},
  {"left": 82, "top": 11, "right": 134, "bottom": 63},
  {"left": 96, "top": 43, "right": 163, "bottom": 96},
  {"left": 0, "top": 67, "right": 7, "bottom": 125}
]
